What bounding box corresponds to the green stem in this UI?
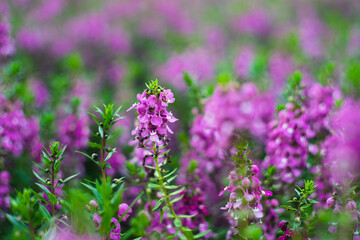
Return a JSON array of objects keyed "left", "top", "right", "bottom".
[
  {"left": 152, "top": 143, "right": 191, "bottom": 239},
  {"left": 29, "top": 217, "right": 36, "bottom": 240},
  {"left": 101, "top": 129, "right": 107, "bottom": 183},
  {"left": 50, "top": 159, "right": 56, "bottom": 217},
  {"left": 296, "top": 196, "right": 304, "bottom": 217}
]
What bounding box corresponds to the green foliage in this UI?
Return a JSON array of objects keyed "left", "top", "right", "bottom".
[
  {"left": 80, "top": 177, "right": 143, "bottom": 237},
  {"left": 79, "top": 104, "right": 123, "bottom": 180},
  {"left": 4, "top": 189, "right": 50, "bottom": 239},
  {"left": 281, "top": 180, "right": 318, "bottom": 232}
]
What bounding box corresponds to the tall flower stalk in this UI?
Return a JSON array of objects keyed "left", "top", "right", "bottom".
[
  {"left": 220, "top": 142, "right": 272, "bottom": 239},
  {"left": 128, "top": 80, "right": 196, "bottom": 239}
]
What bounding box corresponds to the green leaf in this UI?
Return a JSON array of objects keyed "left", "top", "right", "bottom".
[
  {"left": 44, "top": 191, "right": 57, "bottom": 206},
  {"left": 33, "top": 161, "right": 46, "bottom": 173},
  {"left": 169, "top": 187, "right": 185, "bottom": 196},
  {"left": 104, "top": 149, "right": 116, "bottom": 162},
  {"left": 89, "top": 113, "right": 101, "bottom": 126},
  {"left": 33, "top": 170, "right": 46, "bottom": 184},
  {"left": 165, "top": 231, "right": 181, "bottom": 239},
  {"left": 88, "top": 142, "right": 102, "bottom": 149},
  {"left": 81, "top": 182, "right": 102, "bottom": 203},
  {"left": 57, "top": 145, "right": 67, "bottom": 158},
  {"left": 38, "top": 204, "right": 51, "bottom": 220},
  {"left": 170, "top": 194, "right": 184, "bottom": 204},
  {"left": 174, "top": 218, "right": 182, "bottom": 228},
  {"left": 165, "top": 185, "right": 179, "bottom": 190},
  {"left": 182, "top": 227, "right": 194, "bottom": 239},
  {"left": 179, "top": 214, "right": 197, "bottom": 218},
  {"left": 166, "top": 174, "right": 177, "bottom": 183},
  {"left": 62, "top": 172, "right": 80, "bottom": 184},
  {"left": 4, "top": 213, "right": 28, "bottom": 230},
  {"left": 152, "top": 198, "right": 165, "bottom": 211},
  {"left": 45, "top": 191, "right": 57, "bottom": 206},
  {"left": 144, "top": 165, "right": 157, "bottom": 170},
  {"left": 31, "top": 189, "right": 50, "bottom": 205},
  {"left": 160, "top": 208, "right": 164, "bottom": 223},
  {"left": 148, "top": 183, "right": 161, "bottom": 189},
  {"left": 54, "top": 156, "right": 65, "bottom": 174},
  {"left": 76, "top": 151, "right": 99, "bottom": 166},
  {"left": 36, "top": 183, "right": 51, "bottom": 194},
  {"left": 98, "top": 126, "right": 104, "bottom": 138},
  {"left": 280, "top": 205, "right": 297, "bottom": 211},
  {"left": 111, "top": 183, "right": 125, "bottom": 205},
  {"left": 194, "top": 230, "right": 211, "bottom": 239}
]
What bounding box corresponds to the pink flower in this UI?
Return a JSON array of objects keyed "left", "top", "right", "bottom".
[{"left": 117, "top": 203, "right": 132, "bottom": 221}]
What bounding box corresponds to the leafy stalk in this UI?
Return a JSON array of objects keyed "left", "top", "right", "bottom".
[
  {"left": 79, "top": 104, "right": 123, "bottom": 183},
  {"left": 151, "top": 143, "right": 193, "bottom": 239}
]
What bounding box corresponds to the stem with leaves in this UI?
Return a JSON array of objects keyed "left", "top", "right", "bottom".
[
  {"left": 78, "top": 104, "right": 123, "bottom": 183},
  {"left": 100, "top": 124, "right": 107, "bottom": 182},
  {"left": 33, "top": 142, "right": 79, "bottom": 218},
  {"left": 280, "top": 180, "right": 318, "bottom": 235},
  {"left": 151, "top": 143, "right": 193, "bottom": 239}
]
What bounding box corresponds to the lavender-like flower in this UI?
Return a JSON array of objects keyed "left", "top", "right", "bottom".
[
  {"left": 128, "top": 79, "right": 177, "bottom": 162},
  {"left": 0, "top": 95, "right": 41, "bottom": 159},
  {"left": 220, "top": 143, "right": 271, "bottom": 239},
  {"left": 129, "top": 80, "right": 194, "bottom": 239}
]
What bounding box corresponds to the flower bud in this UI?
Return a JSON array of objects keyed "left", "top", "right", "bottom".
[
  {"left": 345, "top": 200, "right": 357, "bottom": 211},
  {"left": 325, "top": 197, "right": 335, "bottom": 209},
  {"left": 89, "top": 200, "right": 98, "bottom": 209},
  {"left": 91, "top": 153, "right": 98, "bottom": 160},
  {"left": 250, "top": 165, "right": 259, "bottom": 175},
  {"left": 251, "top": 177, "right": 260, "bottom": 189},
  {"left": 295, "top": 216, "right": 300, "bottom": 223},
  {"left": 241, "top": 177, "right": 251, "bottom": 188},
  {"left": 278, "top": 220, "right": 288, "bottom": 231}
]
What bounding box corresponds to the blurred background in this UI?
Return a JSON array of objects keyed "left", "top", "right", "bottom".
[{"left": 0, "top": 0, "right": 360, "bottom": 238}]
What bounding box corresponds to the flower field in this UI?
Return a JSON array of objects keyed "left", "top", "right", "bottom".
[{"left": 1, "top": 0, "right": 360, "bottom": 239}]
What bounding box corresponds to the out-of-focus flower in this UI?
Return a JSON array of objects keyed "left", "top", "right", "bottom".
[
  {"left": 0, "top": 171, "right": 11, "bottom": 216},
  {"left": 157, "top": 48, "right": 216, "bottom": 90},
  {"left": 0, "top": 95, "right": 41, "bottom": 158},
  {"left": 117, "top": 203, "right": 132, "bottom": 221},
  {"left": 0, "top": 18, "right": 15, "bottom": 56},
  {"left": 232, "top": 9, "right": 272, "bottom": 37}
]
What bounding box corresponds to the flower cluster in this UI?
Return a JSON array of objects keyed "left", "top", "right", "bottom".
[
  {"left": 321, "top": 99, "right": 360, "bottom": 183},
  {"left": 0, "top": 95, "right": 41, "bottom": 158},
  {"left": 325, "top": 195, "right": 360, "bottom": 237},
  {"left": 190, "top": 82, "right": 274, "bottom": 173},
  {"left": 176, "top": 189, "right": 214, "bottom": 238},
  {"left": 0, "top": 171, "right": 10, "bottom": 216},
  {"left": 58, "top": 114, "right": 89, "bottom": 150},
  {"left": 157, "top": 48, "right": 216, "bottom": 90},
  {"left": 277, "top": 220, "right": 292, "bottom": 240},
  {"left": 220, "top": 145, "right": 271, "bottom": 239},
  {"left": 263, "top": 83, "right": 339, "bottom": 183},
  {"left": 128, "top": 80, "right": 177, "bottom": 150},
  {"left": 176, "top": 157, "right": 215, "bottom": 238}
]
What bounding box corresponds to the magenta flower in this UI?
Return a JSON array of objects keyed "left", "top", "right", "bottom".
[
  {"left": 128, "top": 81, "right": 178, "bottom": 166},
  {"left": 117, "top": 203, "right": 132, "bottom": 221},
  {"left": 109, "top": 218, "right": 121, "bottom": 240}
]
